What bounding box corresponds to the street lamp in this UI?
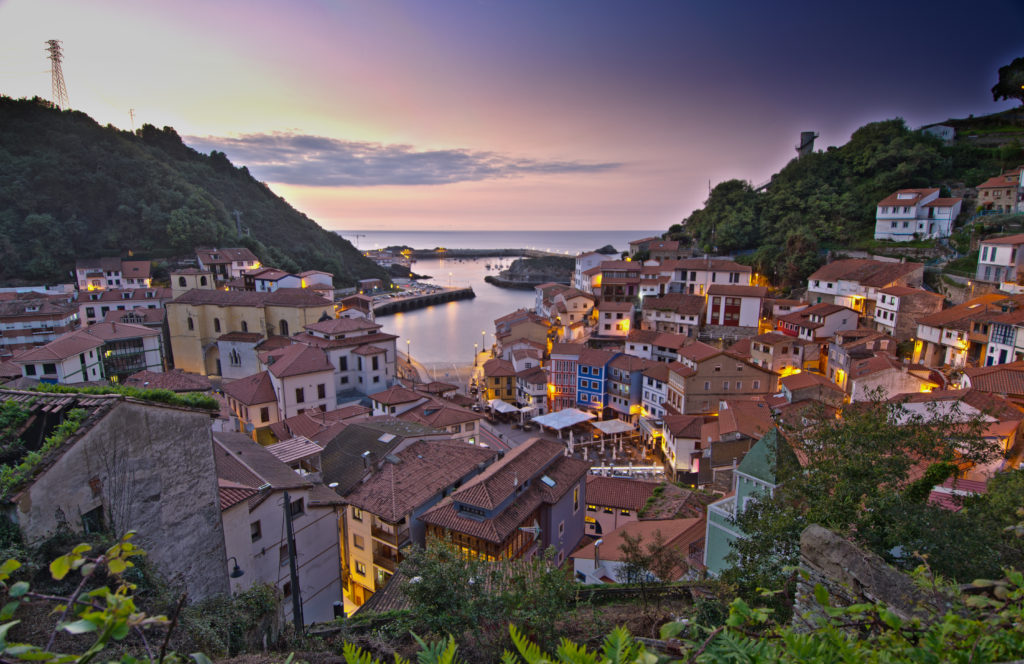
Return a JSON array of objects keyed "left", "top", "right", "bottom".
[
  {"left": 474, "top": 343, "right": 478, "bottom": 366},
  {"left": 227, "top": 556, "right": 244, "bottom": 579},
  {"left": 481, "top": 330, "right": 487, "bottom": 356},
  {"left": 406, "top": 339, "right": 411, "bottom": 365}
]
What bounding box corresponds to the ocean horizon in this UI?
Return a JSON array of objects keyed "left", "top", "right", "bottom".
[{"left": 333, "top": 229, "right": 664, "bottom": 255}]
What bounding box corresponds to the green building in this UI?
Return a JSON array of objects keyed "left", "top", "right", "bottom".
[{"left": 703, "top": 428, "right": 788, "bottom": 576}]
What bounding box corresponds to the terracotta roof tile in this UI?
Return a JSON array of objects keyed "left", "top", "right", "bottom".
[
  {"left": 808, "top": 259, "right": 923, "bottom": 287},
  {"left": 267, "top": 344, "right": 332, "bottom": 378},
  {"left": 584, "top": 476, "right": 660, "bottom": 511},
  {"left": 223, "top": 371, "right": 276, "bottom": 405}
]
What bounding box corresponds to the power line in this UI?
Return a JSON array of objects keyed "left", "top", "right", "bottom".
[{"left": 44, "top": 39, "right": 69, "bottom": 110}]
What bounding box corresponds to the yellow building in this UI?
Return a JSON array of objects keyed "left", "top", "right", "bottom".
[
  {"left": 166, "top": 288, "right": 334, "bottom": 376},
  {"left": 482, "top": 358, "right": 517, "bottom": 401}
]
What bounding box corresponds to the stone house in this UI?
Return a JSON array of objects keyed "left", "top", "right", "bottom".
[
  {"left": 1, "top": 390, "right": 228, "bottom": 600},
  {"left": 872, "top": 286, "right": 944, "bottom": 341},
  {"left": 976, "top": 166, "right": 1023, "bottom": 214}
]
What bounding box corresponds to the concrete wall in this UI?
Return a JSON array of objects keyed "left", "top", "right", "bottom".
[{"left": 14, "top": 401, "right": 229, "bottom": 600}]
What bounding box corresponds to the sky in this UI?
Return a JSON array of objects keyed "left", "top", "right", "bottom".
[{"left": 1, "top": 0, "right": 1022, "bottom": 233}]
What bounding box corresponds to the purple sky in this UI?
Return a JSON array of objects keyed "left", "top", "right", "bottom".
[{"left": 1, "top": 0, "right": 1021, "bottom": 232}]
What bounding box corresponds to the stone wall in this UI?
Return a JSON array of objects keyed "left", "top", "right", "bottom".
[
  {"left": 795, "top": 524, "right": 950, "bottom": 625},
  {"left": 15, "top": 400, "right": 229, "bottom": 600}
]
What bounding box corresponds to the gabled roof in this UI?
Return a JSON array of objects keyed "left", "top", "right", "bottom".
[
  {"left": 196, "top": 247, "right": 259, "bottom": 264},
  {"left": 677, "top": 341, "right": 720, "bottom": 363},
  {"left": 222, "top": 371, "right": 276, "bottom": 405},
  {"left": 124, "top": 369, "right": 211, "bottom": 393},
  {"left": 915, "top": 293, "right": 1006, "bottom": 330},
  {"left": 663, "top": 413, "right": 704, "bottom": 438},
  {"left": 446, "top": 437, "right": 564, "bottom": 510},
  {"left": 578, "top": 348, "right": 619, "bottom": 368},
  {"left": 641, "top": 293, "right": 705, "bottom": 315},
  {"left": 171, "top": 288, "right": 330, "bottom": 308},
  {"left": 781, "top": 371, "right": 843, "bottom": 393},
  {"left": 370, "top": 386, "right": 425, "bottom": 406},
  {"left": 807, "top": 259, "right": 923, "bottom": 287},
  {"left": 121, "top": 260, "right": 152, "bottom": 280},
  {"left": 15, "top": 322, "right": 158, "bottom": 363},
  {"left": 964, "top": 361, "right": 1024, "bottom": 396},
  {"left": 483, "top": 358, "right": 517, "bottom": 377},
  {"left": 213, "top": 431, "right": 310, "bottom": 492},
  {"left": 877, "top": 188, "right": 939, "bottom": 207},
  {"left": 584, "top": 476, "right": 660, "bottom": 511},
  {"left": 980, "top": 233, "right": 1024, "bottom": 246},
  {"left": 550, "top": 342, "right": 586, "bottom": 357},
  {"left": 303, "top": 317, "right": 380, "bottom": 336},
  {"left": 345, "top": 440, "right": 497, "bottom": 522},
  {"left": 266, "top": 343, "right": 332, "bottom": 378},
  {"left": 661, "top": 258, "right": 751, "bottom": 272},
  {"left": 267, "top": 404, "right": 370, "bottom": 440},
  {"left": 266, "top": 436, "right": 323, "bottom": 465}
]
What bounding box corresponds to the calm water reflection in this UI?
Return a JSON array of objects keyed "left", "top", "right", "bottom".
[{"left": 376, "top": 258, "right": 538, "bottom": 370}]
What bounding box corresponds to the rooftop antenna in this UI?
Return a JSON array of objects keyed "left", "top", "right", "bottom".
[{"left": 45, "top": 40, "right": 70, "bottom": 110}]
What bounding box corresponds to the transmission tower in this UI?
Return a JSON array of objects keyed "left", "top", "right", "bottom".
[{"left": 45, "top": 40, "right": 69, "bottom": 110}]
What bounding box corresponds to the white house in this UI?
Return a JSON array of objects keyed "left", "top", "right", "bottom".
[
  {"left": 661, "top": 258, "right": 751, "bottom": 297},
  {"left": 873, "top": 189, "right": 962, "bottom": 241},
  {"left": 265, "top": 344, "right": 336, "bottom": 418},
  {"left": 15, "top": 321, "right": 164, "bottom": 384},
  {"left": 705, "top": 285, "right": 767, "bottom": 329},
  {"left": 805, "top": 259, "right": 924, "bottom": 315},
  {"left": 571, "top": 518, "right": 705, "bottom": 584},
  {"left": 215, "top": 432, "right": 344, "bottom": 625},
  {"left": 976, "top": 234, "right": 1024, "bottom": 286}
]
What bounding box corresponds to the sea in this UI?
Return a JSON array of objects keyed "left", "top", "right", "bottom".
[{"left": 335, "top": 230, "right": 661, "bottom": 372}]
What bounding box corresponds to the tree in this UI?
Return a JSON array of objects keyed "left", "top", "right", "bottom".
[
  {"left": 992, "top": 57, "right": 1024, "bottom": 106},
  {"left": 398, "top": 540, "right": 575, "bottom": 656},
  {"left": 617, "top": 529, "right": 685, "bottom": 612},
  {"left": 724, "top": 394, "right": 1005, "bottom": 610}
]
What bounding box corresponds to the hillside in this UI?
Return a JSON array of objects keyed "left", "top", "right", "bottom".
[
  {"left": 0, "top": 96, "right": 388, "bottom": 287},
  {"left": 676, "top": 117, "right": 1023, "bottom": 288}
]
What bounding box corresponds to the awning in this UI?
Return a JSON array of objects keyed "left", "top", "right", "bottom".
[
  {"left": 488, "top": 399, "right": 520, "bottom": 414},
  {"left": 532, "top": 408, "right": 596, "bottom": 430},
  {"left": 591, "top": 419, "right": 635, "bottom": 435}
]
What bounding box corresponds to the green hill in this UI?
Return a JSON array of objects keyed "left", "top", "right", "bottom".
[
  {"left": 675, "top": 117, "right": 1023, "bottom": 288},
  {"left": 0, "top": 96, "right": 388, "bottom": 287}
]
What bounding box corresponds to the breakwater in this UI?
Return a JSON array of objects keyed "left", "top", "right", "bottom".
[
  {"left": 484, "top": 275, "right": 570, "bottom": 290},
  {"left": 372, "top": 287, "right": 475, "bottom": 316}
]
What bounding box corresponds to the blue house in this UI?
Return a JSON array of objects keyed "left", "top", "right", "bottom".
[{"left": 576, "top": 348, "right": 620, "bottom": 416}]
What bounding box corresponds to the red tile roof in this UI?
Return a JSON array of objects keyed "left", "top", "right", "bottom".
[
  {"left": 641, "top": 293, "right": 705, "bottom": 315},
  {"left": 808, "top": 259, "right": 923, "bottom": 287},
  {"left": 223, "top": 371, "right": 277, "bottom": 405},
  {"left": 876, "top": 188, "right": 939, "bottom": 207},
  {"left": 707, "top": 285, "right": 768, "bottom": 298},
  {"left": 345, "top": 440, "right": 498, "bottom": 521},
  {"left": 370, "top": 386, "right": 424, "bottom": 405},
  {"left": 267, "top": 343, "right": 332, "bottom": 378},
  {"left": 981, "top": 233, "right": 1024, "bottom": 246},
  {"left": 585, "top": 476, "right": 660, "bottom": 511}
]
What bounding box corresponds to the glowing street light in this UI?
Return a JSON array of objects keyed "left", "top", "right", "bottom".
[
  {"left": 406, "top": 339, "right": 411, "bottom": 365},
  {"left": 481, "top": 330, "right": 487, "bottom": 356},
  {"left": 474, "top": 343, "right": 479, "bottom": 366}
]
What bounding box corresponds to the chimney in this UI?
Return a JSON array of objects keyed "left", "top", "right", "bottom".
[
  {"left": 361, "top": 450, "right": 376, "bottom": 472},
  {"left": 593, "top": 538, "right": 603, "bottom": 569}
]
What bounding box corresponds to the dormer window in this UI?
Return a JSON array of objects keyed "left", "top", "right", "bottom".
[
  {"left": 24, "top": 305, "right": 39, "bottom": 313},
  {"left": 121, "top": 292, "right": 131, "bottom": 300},
  {"left": 145, "top": 291, "right": 155, "bottom": 299},
  {"left": 90, "top": 293, "right": 99, "bottom": 301}
]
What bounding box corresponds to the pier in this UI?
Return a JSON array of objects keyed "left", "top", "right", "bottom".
[
  {"left": 408, "top": 248, "right": 563, "bottom": 259},
  {"left": 372, "top": 286, "right": 475, "bottom": 316}
]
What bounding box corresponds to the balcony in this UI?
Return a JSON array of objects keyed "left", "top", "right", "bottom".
[
  {"left": 371, "top": 520, "right": 409, "bottom": 546},
  {"left": 373, "top": 543, "right": 400, "bottom": 572}
]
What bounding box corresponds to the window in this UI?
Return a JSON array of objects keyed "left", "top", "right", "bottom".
[
  {"left": 295, "top": 388, "right": 305, "bottom": 404},
  {"left": 279, "top": 545, "right": 289, "bottom": 566},
  {"left": 289, "top": 497, "right": 304, "bottom": 516},
  {"left": 279, "top": 319, "right": 289, "bottom": 336},
  {"left": 372, "top": 355, "right": 379, "bottom": 371},
  {"left": 723, "top": 381, "right": 729, "bottom": 391},
  {"left": 355, "top": 562, "right": 367, "bottom": 576},
  {"left": 704, "top": 381, "right": 710, "bottom": 391},
  {"left": 43, "top": 363, "right": 57, "bottom": 375},
  {"left": 250, "top": 521, "right": 262, "bottom": 542},
  {"left": 573, "top": 486, "right": 580, "bottom": 512},
  {"left": 317, "top": 383, "right": 326, "bottom": 400},
  {"left": 81, "top": 506, "right": 104, "bottom": 534},
  {"left": 353, "top": 534, "right": 365, "bottom": 550},
  {"left": 587, "top": 504, "right": 597, "bottom": 512},
  {"left": 241, "top": 320, "right": 248, "bottom": 332},
  {"left": 187, "top": 318, "right": 194, "bottom": 331},
  {"left": 753, "top": 380, "right": 760, "bottom": 390},
  {"left": 24, "top": 365, "right": 36, "bottom": 376},
  {"left": 352, "top": 507, "right": 363, "bottom": 521},
  {"left": 558, "top": 521, "right": 565, "bottom": 537},
  {"left": 178, "top": 277, "right": 186, "bottom": 287},
  {"left": 259, "top": 406, "right": 269, "bottom": 423},
  {"left": 229, "top": 349, "right": 241, "bottom": 367},
  {"left": 339, "top": 356, "right": 348, "bottom": 371},
  {"left": 620, "top": 509, "right": 630, "bottom": 515},
  {"left": 603, "top": 507, "right": 614, "bottom": 514},
  {"left": 200, "top": 276, "right": 208, "bottom": 286}
]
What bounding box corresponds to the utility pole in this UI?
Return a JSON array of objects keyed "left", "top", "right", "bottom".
[
  {"left": 283, "top": 491, "right": 304, "bottom": 632},
  {"left": 45, "top": 40, "right": 70, "bottom": 110}
]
